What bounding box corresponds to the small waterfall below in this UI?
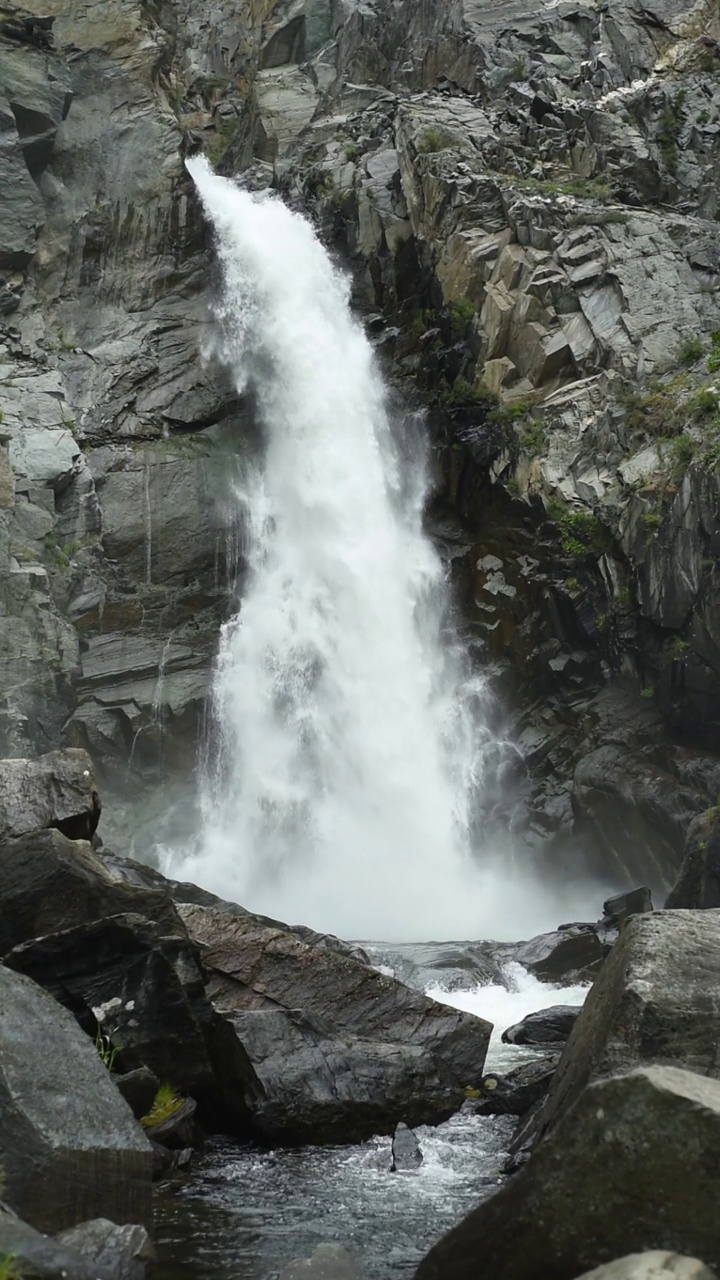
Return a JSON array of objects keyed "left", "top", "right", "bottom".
[{"left": 166, "top": 157, "right": 567, "bottom": 942}]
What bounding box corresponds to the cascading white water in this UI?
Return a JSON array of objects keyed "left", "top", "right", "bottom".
[{"left": 167, "top": 158, "right": 593, "bottom": 941}]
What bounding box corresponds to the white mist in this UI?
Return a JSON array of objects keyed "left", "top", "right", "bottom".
[{"left": 166, "top": 157, "right": 594, "bottom": 942}]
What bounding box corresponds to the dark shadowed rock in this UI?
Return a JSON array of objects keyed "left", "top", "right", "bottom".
[
  {"left": 113, "top": 1067, "right": 160, "bottom": 1122},
  {"left": 415, "top": 1067, "right": 720, "bottom": 1280},
  {"left": 0, "top": 964, "right": 152, "bottom": 1233},
  {"left": 0, "top": 1205, "right": 115, "bottom": 1280},
  {"left": 3, "top": 913, "right": 262, "bottom": 1127},
  {"left": 175, "top": 898, "right": 492, "bottom": 1141},
  {"left": 502, "top": 1005, "right": 582, "bottom": 1046},
  {"left": 577, "top": 1256, "right": 718, "bottom": 1280},
  {"left": 0, "top": 827, "right": 181, "bottom": 955},
  {"left": 391, "top": 1122, "right": 423, "bottom": 1171},
  {"left": 666, "top": 811, "right": 720, "bottom": 908},
  {"left": 57, "top": 1219, "right": 154, "bottom": 1280},
  {"left": 602, "top": 888, "right": 653, "bottom": 922},
  {"left": 513, "top": 923, "right": 609, "bottom": 982},
  {"left": 279, "top": 1243, "right": 368, "bottom": 1279},
  {"left": 533, "top": 910, "right": 720, "bottom": 1146},
  {"left": 0, "top": 748, "right": 100, "bottom": 840},
  {"left": 470, "top": 1055, "right": 560, "bottom": 1118}
]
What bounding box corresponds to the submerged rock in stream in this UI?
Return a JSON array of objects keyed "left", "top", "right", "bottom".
[{"left": 279, "top": 1244, "right": 368, "bottom": 1279}]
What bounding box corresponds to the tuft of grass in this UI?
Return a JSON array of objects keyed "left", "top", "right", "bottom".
[
  {"left": 418, "top": 126, "right": 456, "bottom": 154},
  {"left": 0, "top": 1254, "right": 24, "bottom": 1280},
  {"left": 520, "top": 420, "right": 547, "bottom": 454},
  {"left": 95, "top": 1026, "right": 119, "bottom": 1072},
  {"left": 708, "top": 329, "right": 720, "bottom": 373},
  {"left": 142, "top": 1083, "right": 184, "bottom": 1129},
  {"left": 671, "top": 636, "right": 691, "bottom": 654},
  {"left": 640, "top": 686, "right": 655, "bottom": 699},
  {"left": 678, "top": 335, "right": 705, "bottom": 366}
]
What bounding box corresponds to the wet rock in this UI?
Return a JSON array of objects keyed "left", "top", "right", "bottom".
[
  {"left": 513, "top": 923, "right": 608, "bottom": 983},
  {"left": 143, "top": 1097, "right": 201, "bottom": 1151},
  {"left": 176, "top": 896, "right": 492, "bottom": 1142},
  {"left": 576, "top": 1256, "right": 718, "bottom": 1280},
  {"left": 279, "top": 1243, "right": 368, "bottom": 1280},
  {"left": 502, "top": 1006, "right": 582, "bottom": 1047},
  {"left": 534, "top": 910, "right": 720, "bottom": 1147},
  {"left": 0, "top": 964, "right": 152, "bottom": 1233},
  {"left": 666, "top": 810, "right": 720, "bottom": 909},
  {"left": 0, "top": 748, "right": 100, "bottom": 840},
  {"left": 415, "top": 1066, "right": 720, "bottom": 1280},
  {"left": 113, "top": 1067, "right": 160, "bottom": 1123},
  {"left": 56, "top": 1220, "right": 154, "bottom": 1280},
  {"left": 469, "top": 1055, "right": 561, "bottom": 1118},
  {"left": 601, "top": 888, "right": 653, "bottom": 923},
  {"left": 391, "top": 1122, "right": 423, "bottom": 1171},
  {"left": 0, "top": 1205, "right": 115, "bottom": 1280}
]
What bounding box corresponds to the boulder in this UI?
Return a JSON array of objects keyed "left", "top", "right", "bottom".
[
  {"left": 414, "top": 1066, "right": 720, "bottom": 1280},
  {"left": 470, "top": 1055, "right": 560, "bottom": 1118},
  {"left": 576, "top": 1256, "right": 717, "bottom": 1280},
  {"left": 0, "top": 827, "right": 181, "bottom": 955},
  {"left": 279, "top": 1244, "right": 368, "bottom": 1279},
  {"left": 113, "top": 1067, "right": 160, "bottom": 1122},
  {"left": 3, "top": 913, "right": 262, "bottom": 1127},
  {"left": 0, "top": 964, "right": 152, "bottom": 1233},
  {"left": 56, "top": 1220, "right": 154, "bottom": 1280},
  {"left": 0, "top": 1205, "right": 115, "bottom": 1280},
  {"left": 513, "top": 923, "right": 609, "bottom": 982},
  {"left": 601, "top": 888, "right": 653, "bottom": 923},
  {"left": 143, "top": 1097, "right": 201, "bottom": 1151},
  {"left": 501, "top": 1005, "right": 582, "bottom": 1046},
  {"left": 391, "top": 1122, "right": 423, "bottom": 1172},
  {"left": 175, "top": 896, "right": 492, "bottom": 1141},
  {"left": 533, "top": 910, "right": 720, "bottom": 1145},
  {"left": 0, "top": 749, "right": 100, "bottom": 840}
]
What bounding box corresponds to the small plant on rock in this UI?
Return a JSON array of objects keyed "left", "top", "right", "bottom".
[
  {"left": 640, "top": 686, "right": 655, "bottom": 699},
  {"left": 142, "top": 1083, "right": 184, "bottom": 1129},
  {"left": 94, "top": 1025, "right": 119, "bottom": 1072},
  {"left": 449, "top": 298, "right": 476, "bottom": 340},
  {"left": 0, "top": 1254, "right": 24, "bottom": 1280}
]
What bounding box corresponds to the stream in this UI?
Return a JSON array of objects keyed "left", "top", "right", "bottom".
[{"left": 154, "top": 953, "right": 588, "bottom": 1279}]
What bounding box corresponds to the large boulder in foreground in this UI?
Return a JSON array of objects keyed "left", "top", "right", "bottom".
[
  {"left": 175, "top": 894, "right": 492, "bottom": 1141},
  {"left": 0, "top": 964, "right": 152, "bottom": 1233},
  {"left": 534, "top": 910, "right": 720, "bottom": 1145},
  {"left": 577, "top": 1256, "right": 717, "bottom": 1280},
  {"left": 0, "top": 748, "right": 100, "bottom": 840},
  {"left": 415, "top": 1066, "right": 720, "bottom": 1280}
]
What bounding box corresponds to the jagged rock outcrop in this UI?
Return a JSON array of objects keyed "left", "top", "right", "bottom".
[
  {"left": 1, "top": 0, "right": 720, "bottom": 875},
  {"left": 415, "top": 1066, "right": 720, "bottom": 1280}
]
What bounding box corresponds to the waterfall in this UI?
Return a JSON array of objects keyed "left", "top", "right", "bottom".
[{"left": 167, "top": 158, "right": 573, "bottom": 942}]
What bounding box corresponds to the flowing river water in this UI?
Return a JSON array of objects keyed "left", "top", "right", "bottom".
[{"left": 154, "top": 960, "right": 588, "bottom": 1279}]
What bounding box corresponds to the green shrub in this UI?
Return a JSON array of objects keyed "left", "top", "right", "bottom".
[
  {"left": 670, "top": 434, "right": 695, "bottom": 479},
  {"left": 520, "top": 421, "right": 547, "bottom": 454},
  {"left": 643, "top": 512, "right": 662, "bottom": 530},
  {"left": 678, "top": 335, "right": 705, "bottom": 365},
  {"left": 418, "top": 126, "right": 456, "bottom": 154},
  {"left": 640, "top": 686, "right": 655, "bottom": 699},
  {"left": 547, "top": 497, "right": 610, "bottom": 554},
  {"left": 449, "top": 298, "right": 476, "bottom": 340},
  {"left": 671, "top": 636, "right": 691, "bottom": 654}
]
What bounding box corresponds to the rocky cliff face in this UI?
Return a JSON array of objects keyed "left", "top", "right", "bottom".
[{"left": 2, "top": 0, "right": 720, "bottom": 885}]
